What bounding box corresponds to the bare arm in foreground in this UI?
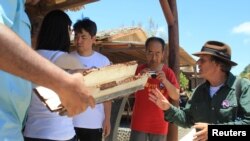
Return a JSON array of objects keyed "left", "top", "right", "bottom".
[{"left": 0, "top": 24, "right": 95, "bottom": 117}]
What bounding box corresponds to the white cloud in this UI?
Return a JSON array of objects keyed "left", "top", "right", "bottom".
[{"left": 232, "top": 22, "right": 250, "bottom": 35}]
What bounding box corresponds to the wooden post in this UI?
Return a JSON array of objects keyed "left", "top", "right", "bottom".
[
  {"left": 167, "top": 0, "right": 179, "bottom": 77},
  {"left": 160, "top": 0, "right": 179, "bottom": 141},
  {"left": 167, "top": 0, "right": 179, "bottom": 141},
  {"left": 159, "top": 0, "right": 175, "bottom": 26},
  {"left": 105, "top": 97, "right": 128, "bottom": 141}
]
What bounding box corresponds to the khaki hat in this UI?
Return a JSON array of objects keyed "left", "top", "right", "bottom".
[{"left": 192, "top": 41, "right": 237, "bottom": 66}]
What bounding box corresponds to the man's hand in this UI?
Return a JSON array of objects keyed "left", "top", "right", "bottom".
[
  {"left": 148, "top": 88, "right": 171, "bottom": 111},
  {"left": 140, "top": 68, "right": 151, "bottom": 74},
  {"left": 193, "top": 122, "right": 208, "bottom": 141},
  {"left": 156, "top": 70, "right": 179, "bottom": 101},
  {"left": 156, "top": 70, "right": 167, "bottom": 83},
  {"left": 102, "top": 117, "right": 111, "bottom": 138},
  {"left": 57, "top": 72, "right": 95, "bottom": 117}
]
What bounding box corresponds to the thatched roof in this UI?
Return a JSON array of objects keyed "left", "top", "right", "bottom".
[
  {"left": 71, "top": 27, "right": 196, "bottom": 69},
  {"left": 94, "top": 41, "right": 196, "bottom": 68},
  {"left": 97, "top": 27, "right": 148, "bottom": 42},
  {"left": 26, "top": 0, "right": 98, "bottom": 12},
  {"left": 26, "top": 0, "right": 98, "bottom": 39},
  {"left": 26, "top": 1, "right": 196, "bottom": 72}
]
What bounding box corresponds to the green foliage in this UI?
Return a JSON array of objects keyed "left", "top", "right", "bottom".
[
  {"left": 240, "top": 64, "right": 250, "bottom": 79},
  {"left": 179, "top": 72, "right": 189, "bottom": 90}
]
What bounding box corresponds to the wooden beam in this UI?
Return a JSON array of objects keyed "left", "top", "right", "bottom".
[
  {"left": 162, "top": 0, "right": 180, "bottom": 141},
  {"left": 105, "top": 98, "right": 129, "bottom": 141},
  {"left": 159, "top": 0, "right": 175, "bottom": 26},
  {"left": 99, "top": 47, "right": 144, "bottom": 53},
  {"left": 39, "top": 0, "right": 99, "bottom": 13},
  {"left": 167, "top": 0, "right": 179, "bottom": 77}
]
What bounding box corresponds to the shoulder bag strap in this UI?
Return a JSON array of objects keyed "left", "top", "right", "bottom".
[{"left": 235, "top": 77, "right": 242, "bottom": 120}]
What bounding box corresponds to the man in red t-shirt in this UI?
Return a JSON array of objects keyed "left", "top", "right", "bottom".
[{"left": 130, "top": 37, "right": 179, "bottom": 141}]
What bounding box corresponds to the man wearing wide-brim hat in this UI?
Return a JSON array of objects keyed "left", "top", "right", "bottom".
[{"left": 148, "top": 40, "right": 250, "bottom": 141}]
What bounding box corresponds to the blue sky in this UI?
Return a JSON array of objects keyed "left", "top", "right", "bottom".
[{"left": 66, "top": 0, "right": 250, "bottom": 75}]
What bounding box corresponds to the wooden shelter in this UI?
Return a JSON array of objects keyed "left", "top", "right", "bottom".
[
  {"left": 87, "top": 27, "right": 197, "bottom": 141},
  {"left": 25, "top": 0, "right": 99, "bottom": 46},
  {"left": 92, "top": 27, "right": 196, "bottom": 70}
]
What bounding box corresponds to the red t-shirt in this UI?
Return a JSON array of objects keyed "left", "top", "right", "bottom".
[{"left": 131, "top": 64, "right": 179, "bottom": 135}]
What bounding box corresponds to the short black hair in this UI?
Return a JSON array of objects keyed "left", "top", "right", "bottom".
[
  {"left": 73, "top": 18, "right": 97, "bottom": 37},
  {"left": 145, "top": 37, "right": 165, "bottom": 51},
  {"left": 36, "top": 9, "right": 72, "bottom": 52}
]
